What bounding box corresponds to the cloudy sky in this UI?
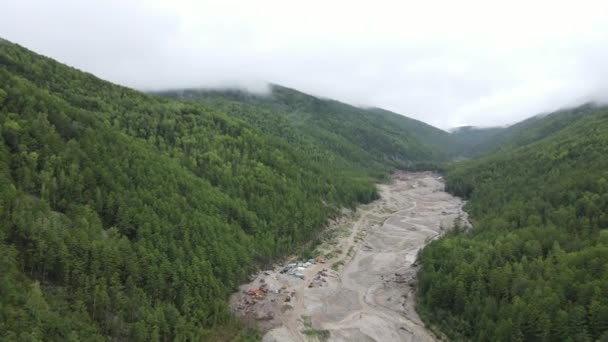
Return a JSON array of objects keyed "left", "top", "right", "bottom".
[{"left": 2, "top": 0, "right": 608, "bottom": 129}]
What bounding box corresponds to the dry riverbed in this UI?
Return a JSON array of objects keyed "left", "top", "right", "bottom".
[{"left": 230, "top": 172, "right": 468, "bottom": 341}]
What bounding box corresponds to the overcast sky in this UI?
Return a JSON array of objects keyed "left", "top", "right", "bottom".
[{"left": 2, "top": 0, "right": 608, "bottom": 129}]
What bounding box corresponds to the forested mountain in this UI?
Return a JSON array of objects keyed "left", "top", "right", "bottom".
[
  {"left": 155, "top": 86, "right": 453, "bottom": 170},
  {"left": 449, "top": 125, "right": 505, "bottom": 157},
  {"left": 0, "top": 39, "right": 442, "bottom": 340},
  {"left": 3, "top": 35, "right": 608, "bottom": 342},
  {"left": 449, "top": 103, "right": 607, "bottom": 157},
  {"left": 418, "top": 105, "right": 608, "bottom": 340}
]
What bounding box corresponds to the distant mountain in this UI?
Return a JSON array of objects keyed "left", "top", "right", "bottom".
[
  {"left": 449, "top": 125, "right": 505, "bottom": 157},
  {"left": 364, "top": 107, "right": 456, "bottom": 158},
  {"left": 450, "top": 125, "right": 502, "bottom": 135},
  {"left": 162, "top": 87, "right": 602, "bottom": 163},
  {"left": 483, "top": 103, "right": 606, "bottom": 151},
  {"left": 155, "top": 85, "right": 454, "bottom": 172},
  {"left": 448, "top": 103, "right": 607, "bottom": 157}
]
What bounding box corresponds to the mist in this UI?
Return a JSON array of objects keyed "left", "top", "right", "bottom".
[{"left": 2, "top": 0, "right": 608, "bottom": 129}]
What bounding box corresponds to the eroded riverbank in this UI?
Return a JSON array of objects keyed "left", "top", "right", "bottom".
[{"left": 230, "top": 172, "right": 468, "bottom": 341}]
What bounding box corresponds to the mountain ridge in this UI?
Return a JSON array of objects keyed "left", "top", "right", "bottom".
[{"left": 154, "top": 85, "right": 455, "bottom": 169}]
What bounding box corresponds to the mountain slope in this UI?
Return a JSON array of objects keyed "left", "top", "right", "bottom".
[
  {"left": 155, "top": 86, "right": 454, "bottom": 172},
  {"left": 418, "top": 105, "right": 608, "bottom": 340},
  {"left": 449, "top": 125, "right": 505, "bottom": 157},
  {"left": 0, "top": 39, "right": 434, "bottom": 340},
  {"left": 365, "top": 107, "right": 457, "bottom": 159},
  {"left": 449, "top": 103, "right": 607, "bottom": 157}
]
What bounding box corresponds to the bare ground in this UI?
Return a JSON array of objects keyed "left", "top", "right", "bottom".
[{"left": 230, "top": 171, "right": 468, "bottom": 342}]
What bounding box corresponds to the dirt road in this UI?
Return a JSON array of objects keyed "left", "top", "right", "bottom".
[{"left": 230, "top": 172, "right": 468, "bottom": 341}]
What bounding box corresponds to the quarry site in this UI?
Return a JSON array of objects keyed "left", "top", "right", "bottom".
[{"left": 230, "top": 172, "right": 469, "bottom": 341}]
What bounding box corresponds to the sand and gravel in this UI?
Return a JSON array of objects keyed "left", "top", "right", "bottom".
[{"left": 230, "top": 171, "right": 468, "bottom": 341}]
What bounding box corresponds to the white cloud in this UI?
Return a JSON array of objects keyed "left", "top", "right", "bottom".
[{"left": 2, "top": 0, "right": 608, "bottom": 129}]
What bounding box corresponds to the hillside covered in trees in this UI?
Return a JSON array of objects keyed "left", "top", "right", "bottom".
[
  {"left": 449, "top": 104, "right": 605, "bottom": 158},
  {"left": 155, "top": 87, "right": 454, "bottom": 171},
  {"left": 418, "top": 104, "right": 608, "bottom": 340},
  {"left": 3, "top": 36, "right": 608, "bottom": 342},
  {"left": 0, "top": 39, "right": 456, "bottom": 340}
]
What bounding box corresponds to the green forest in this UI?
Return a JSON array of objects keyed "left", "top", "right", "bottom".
[
  {"left": 0, "top": 39, "right": 449, "bottom": 340},
  {"left": 155, "top": 86, "right": 453, "bottom": 171},
  {"left": 2, "top": 36, "right": 608, "bottom": 342},
  {"left": 418, "top": 105, "right": 608, "bottom": 341}
]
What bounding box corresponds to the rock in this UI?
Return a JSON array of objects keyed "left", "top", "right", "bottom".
[{"left": 400, "top": 326, "right": 412, "bottom": 333}]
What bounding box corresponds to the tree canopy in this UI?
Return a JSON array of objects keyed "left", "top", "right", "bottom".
[
  {"left": 0, "top": 39, "right": 446, "bottom": 340},
  {"left": 418, "top": 105, "right": 608, "bottom": 341}
]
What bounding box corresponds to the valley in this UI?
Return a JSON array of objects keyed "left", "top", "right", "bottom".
[
  {"left": 2, "top": 36, "right": 608, "bottom": 341},
  {"left": 233, "top": 172, "right": 468, "bottom": 341}
]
